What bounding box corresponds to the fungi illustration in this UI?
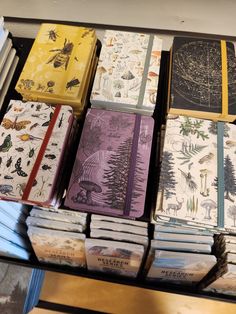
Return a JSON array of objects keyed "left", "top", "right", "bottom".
[
  {"left": 95, "top": 66, "right": 107, "bottom": 90},
  {"left": 79, "top": 180, "right": 102, "bottom": 205},
  {"left": 200, "top": 169, "right": 210, "bottom": 197},
  {"left": 151, "top": 50, "right": 161, "bottom": 66},
  {"left": 200, "top": 199, "right": 216, "bottom": 220},
  {"left": 121, "top": 70, "right": 135, "bottom": 97},
  {"left": 148, "top": 71, "right": 158, "bottom": 88}
]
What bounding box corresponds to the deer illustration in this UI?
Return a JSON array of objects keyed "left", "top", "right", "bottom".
[{"left": 166, "top": 198, "right": 184, "bottom": 216}]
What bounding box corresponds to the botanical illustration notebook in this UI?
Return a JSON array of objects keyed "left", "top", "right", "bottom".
[
  {"left": 169, "top": 37, "right": 236, "bottom": 122},
  {"left": 65, "top": 108, "right": 154, "bottom": 218},
  {"left": 90, "top": 30, "right": 162, "bottom": 115},
  {"left": 15, "top": 23, "right": 96, "bottom": 107},
  {"left": 154, "top": 115, "right": 236, "bottom": 232},
  {"left": 0, "top": 100, "right": 74, "bottom": 206}
]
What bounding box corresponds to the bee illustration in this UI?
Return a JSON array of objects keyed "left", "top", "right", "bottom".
[
  {"left": 47, "top": 29, "right": 59, "bottom": 42},
  {"left": 47, "top": 38, "right": 74, "bottom": 70},
  {"left": 66, "top": 77, "right": 80, "bottom": 90}
]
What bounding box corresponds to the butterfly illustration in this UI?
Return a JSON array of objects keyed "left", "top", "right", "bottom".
[
  {"left": 2, "top": 117, "right": 31, "bottom": 131},
  {"left": 11, "top": 158, "right": 28, "bottom": 177},
  {"left": 0, "top": 135, "right": 12, "bottom": 152},
  {"left": 42, "top": 112, "right": 53, "bottom": 127},
  {"left": 139, "top": 132, "right": 152, "bottom": 145}
]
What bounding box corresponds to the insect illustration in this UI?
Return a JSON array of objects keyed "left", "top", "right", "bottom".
[
  {"left": 4, "top": 175, "right": 13, "bottom": 180},
  {"left": 42, "top": 164, "right": 52, "bottom": 171},
  {"left": 17, "top": 134, "right": 42, "bottom": 142},
  {"left": 47, "top": 38, "right": 74, "bottom": 70},
  {"left": 2, "top": 117, "right": 31, "bottom": 131},
  {"left": 11, "top": 158, "right": 28, "bottom": 177},
  {"left": 66, "top": 78, "right": 80, "bottom": 90},
  {"left": 29, "top": 147, "right": 37, "bottom": 158},
  {"left": 45, "top": 154, "right": 56, "bottom": 159},
  {"left": 81, "top": 29, "right": 93, "bottom": 38},
  {"left": 27, "top": 160, "right": 30, "bottom": 166},
  {"left": 58, "top": 113, "right": 64, "bottom": 128},
  {"left": 198, "top": 152, "right": 214, "bottom": 164},
  {"left": 42, "top": 112, "right": 53, "bottom": 127},
  {"left": 51, "top": 142, "right": 58, "bottom": 146},
  {"left": 0, "top": 135, "right": 12, "bottom": 152},
  {"left": 30, "top": 123, "right": 39, "bottom": 130},
  {"left": 0, "top": 184, "right": 13, "bottom": 195},
  {"left": 47, "top": 29, "right": 59, "bottom": 41},
  {"left": 6, "top": 156, "right": 12, "bottom": 168},
  {"left": 15, "top": 147, "right": 24, "bottom": 152}
]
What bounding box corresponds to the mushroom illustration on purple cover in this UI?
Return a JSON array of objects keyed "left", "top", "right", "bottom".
[
  {"left": 200, "top": 199, "right": 217, "bottom": 220},
  {"left": 79, "top": 180, "right": 102, "bottom": 205},
  {"left": 121, "top": 70, "right": 135, "bottom": 97}
]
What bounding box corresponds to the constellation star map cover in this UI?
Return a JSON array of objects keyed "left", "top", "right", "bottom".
[
  {"left": 168, "top": 37, "right": 236, "bottom": 122},
  {"left": 65, "top": 108, "right": 154, "bottom": 218},
  {"left": 0, "top": 100, "right": 74, "bottom": 206},
  {"left": 153, "top": 115, "right": 236, "bottom": 233}
]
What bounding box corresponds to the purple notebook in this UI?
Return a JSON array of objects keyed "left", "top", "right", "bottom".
[{"left": 65, "top": 108, "right": 154, "bottom": 218}]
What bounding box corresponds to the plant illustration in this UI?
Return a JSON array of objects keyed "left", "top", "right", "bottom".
[
  {"left": 213, "top": 155, "right": 236, "bottom": 202},
  {"left": 177, "top": 142, "right": 207, "bottom": 165},
  {"left": 200, "top": 169, "right": 210, "bottom": 197},
  {"left": 228, "top": 205, "right": 236, "bottom": 227},
  {"left": 102, "top": 138, "right": 144, "bottom": 211},
  {"left": 186, "top": 195, "right": 198, "bottom": 218},
  {"left": 208, "top": 121, "right": 230, "bottom": 137},
  {"left": 158, "top": 151, "right": 176, "bottom": 200},
  {"left": 179, "top": 117, "right": 209, "bottom": 140},
  {"left": 178, "top": 168, "right": 197, "bottom": 192}
]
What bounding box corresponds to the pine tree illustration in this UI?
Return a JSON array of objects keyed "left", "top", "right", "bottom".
[
  {"left": 103, "top": 138, "right": 133, "bottom": 210},
  {"left": 224, "top": 154, "right": 236, "bottom": 202},
  {"left": 159, "top": 151, "right": 176, "bottom": 199},
  {"left": 130, "top": 152, "right": 145, "bottom": 210},
  {"left": 208, "top": 121, "right": 230, "bottom": 137}
]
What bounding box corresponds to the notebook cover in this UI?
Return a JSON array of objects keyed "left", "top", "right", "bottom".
[
  {"left": 85, "top": 238, "right": 144, "bottom": 277},
  {"left": 154, "top": 115, "right": 236, "bottom": 232},
  {"left": 169, "top": 37, "right": 236, "bottom": 116},
  {"left": 15, "top": 23, "right": 96, "bottom": 101},
  {"left": 65, "top": 108, "right": 154, "bottom": 218},
  {"left": 90, "top": 30, "right": 162, "bottom": 114},
  {"left": 0, "top": 100, "right": 73, "bottom": 206}
]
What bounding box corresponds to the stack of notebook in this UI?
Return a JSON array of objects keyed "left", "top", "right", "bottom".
[
  {"left": 27, "top": 206, "right": 88, "bottom": 267},
  {"left": 85, "top": 214, "right": 149, "bottom": 277},
  {"left": 145, "top": 224, "right": 216, "bottom": 285},
  {"left": 65, "top": 108, "right": 154, "bottom": 219},
  {"left": 0, "top": 261, "right": 45, "bottom": 314},
  {"left": 90, "top": 30, "right": 162, "bottom": 115},
  {"left": 199, "top": 234, "right": 236, "bottom": 296},
  {"left": 168, "top": 36, "right": 236, "bottom": 122},
  {"left": 0, "top": 16, "right": 19, "bottom": 109},
  {"left": 0, "top": 100, "right": 76, "bottom": 207},
  {"left": 0, "top": 200, "right": 31, "bottom": 260},
  {"left": 15, "top": 23, "right": 98, "bottom": 117},
  {"left": 153, "top": 114, "right": 236, "bottom": 234}
]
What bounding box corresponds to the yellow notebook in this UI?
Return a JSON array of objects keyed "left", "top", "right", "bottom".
[{"left": 16, "top": 23, "right": 96, "bottom": 103}]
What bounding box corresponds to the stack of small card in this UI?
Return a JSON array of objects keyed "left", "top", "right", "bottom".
[
  {"left": 0, "top": 16, "right": 19, "bottom": 109},
  {"left": 0, "top": 261, "right": 45, "bottom": 314},
  {"left": 90, "top": 30, "right": 162, "bottom": 115},
  {"left": 145, "top": 224, "right": 217, "bottom": 285},
  {"left": 0, "top": 200, "right": 31, "bottom": 260},
  {"left": 199, "top": 233, "right": 236, "bottom": 296},
  {"left": 27, "top": 206, "right": 88, "bottom": 268},
  {"left": 0, "top": 100, "right": 76, "bottom": 208},
  {"left": 15, "top": 23, "right": 98, "bottom": 117},
  {"left": 85, "top": 214, "right": 149, "bottom": 278}
]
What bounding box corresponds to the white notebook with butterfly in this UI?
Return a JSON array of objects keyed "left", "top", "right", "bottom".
[{"left": 0, "top": 100, "right": 74, "bottom": 206}]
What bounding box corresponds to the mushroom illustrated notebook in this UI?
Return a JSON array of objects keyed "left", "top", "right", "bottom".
[
  {"left": 90, "top": 30, "right": 162, "bottom": 115},
  {"left": 65, "top": 108, "right": 154, "bottom": 218},
  {"left": 0, "top": 100, "right": 74, "bottom": 207},
  {"left": 153, "top": 115, "right": 236, "bottom": 233},
  {"left": 168, "top": 37, "right": 236, "bottom": 122}
]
